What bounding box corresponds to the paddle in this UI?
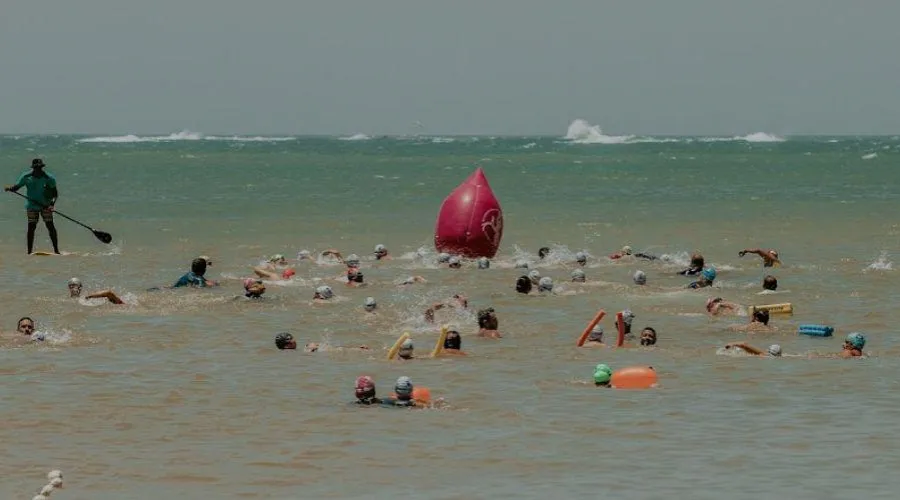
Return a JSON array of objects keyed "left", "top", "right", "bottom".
[{"left": 9, "top": 191, "right": 113, "bottom": 244}]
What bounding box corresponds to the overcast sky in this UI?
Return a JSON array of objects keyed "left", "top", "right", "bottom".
[{"left": 2, "top": 0, "right": 898, "bottom": 136}]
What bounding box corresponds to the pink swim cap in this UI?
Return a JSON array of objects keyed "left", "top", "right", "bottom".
[
  {"left": 243, "top": 278, "right": 257, "bottom": 290},
  {"left": 282, "top": 268, "right": 296, "bottom": 279},
  {"left": 355, "top": 375, "right": 376, "bottom": 398}
]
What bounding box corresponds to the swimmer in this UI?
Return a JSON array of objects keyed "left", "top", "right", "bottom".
[
  {"left": 397, "top": 338, "right": 415, "bottom": 360},
  {"left": 687, "top": 267, "right": 716, "bottom": 289},
  {"left": 678, "top": 252, "right": 705, "bottom": 276},
  {"left": 762, "top": 275, "right": 778, "bottom": 291},
  {"left": 173, "top": 257, "right": 219, "bottom": 288},
  {"left": 363, "top": 296, "right": 377, "bottom": 313},
  {"left": 353, "top": 375, "right": 381, "bottom": 405},
  {"left": 477, "top": 307, "right": 502, "bottom": 338},
  {"left": 739, "top": 248, "right": 781, "bottom": 267},
  {"left": 730, "top": 309, "right": 773, "bottom": 332},
  {"left": 1, "top": 317, "right": 41, "bottom": 345},
  {"left": 267, "top": 254, "right": 288, "bottom": 266},
  {"left": 575, "top": 251, "right": 587, "bottom": 266},
  {"left": 528, "top": 270, "right": 541, "bottom": 285},
  {"left": 198, "top": 255, "right": 212, "bottom": 267},
  {"left": 320, "top": 249, "right": 346, "bottom": 263},
  {"left": 638, "top": 327, "right": 657, "bottom": 346},
  {"left": 384, "top": 376, "right": 418, "bottom": 407},
  {"left": 724, "top": 342, "right": 782, "bottom": 357},
  {"left": 537, "top": 276, "right": 554, "bottom": 293},
  {"left": 344, "top": 254, "right": 361, "bottom": 268},
  {"left": 581, "top": 326, "right": 606, "bottom": 347},
  {"left": 514, "top": 260, "right": 529, "bottom": 270},
  {"left": 313, "top": 285, "right": 334, "bottom": 302},
  {"left": 274, "top": 332, "right": 297, "bottom": 350},
  {"left": 633, "top": 270, "right": 647, "bottom": 285},
  {"left": 346, "top": 266, "right": 366, "bottom": 287},
  {"left": 706, "top": 297, "right": 740, "bottom": 315},
  {"left": 571, "top": 269, "right": 586, "bottom": 283},
  {"left": 67, "top": 277, "right": 124, "bottom": 304},
  {"left": 593, "top": 364, "right": 612, "bottom": 387},
  {"left": 398, "top": 275, "right": 427, "bottom": 286},
  {"left": 616, "top": 309, "right": 636, "bottom": 337},
  {"left": 424, "top": 294, "right": 468, "bottom": 323},
  {"left": 477, "top": 257, "right": 490, "bottom": 269},
  {"left": 253, "top": 265, "right": 295, "bottom": 281},
  {"left": 373, "top": 244, "right": 391, "bottom": 260},
  {"left": 609, "top": 245, "right": 633, "bottom": 259},
  {"left": 447, "top": 256, "right": 462, "bottom": 269},
  {"left": 441, "top": 329, "right": 467, "bottom": 355},
  {"left": 238, "top": 278, "right": 266, "bottom": 299},
  {"left": 515, "top": 275, "right": 533, "bottom": 294},
  {"left": 538, "top": 247, "right": 551, "bottom": 260},
  {"left": 840, "top": 332, "right": 866, "bottom": 358},
  {"left": 437, "top": 252, "right": 452, "bottom": 264},
  {"left": 297, "top": 249, "right": 312, "bottom": 261}
]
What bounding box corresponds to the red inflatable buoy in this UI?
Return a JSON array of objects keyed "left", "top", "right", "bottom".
[{"left": 434, "top": 168, "right": 504, "bottom": 258}]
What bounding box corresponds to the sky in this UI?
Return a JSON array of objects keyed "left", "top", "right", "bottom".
[{"left": 2, "top": 0, "right": 899, "bottom": 136}]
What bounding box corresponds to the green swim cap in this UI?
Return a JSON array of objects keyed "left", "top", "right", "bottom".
[
  {"left": 595, "top": 363, "right": 612, "bottom": 375},
  {"left": 593, "top": 369, "right": 611, "bottom": 385}
]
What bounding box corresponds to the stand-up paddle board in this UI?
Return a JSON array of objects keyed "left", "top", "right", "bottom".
[{"left": 31, "top": 251, "right": 72, "bottom": 256}]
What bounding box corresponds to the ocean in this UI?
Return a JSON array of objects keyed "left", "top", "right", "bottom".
[{"left": 1, "top": 127, "right": 898, "bottom": 499}]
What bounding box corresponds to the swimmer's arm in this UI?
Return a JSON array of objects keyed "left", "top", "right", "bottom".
[
  {"left": 86, "top": 290, "right": 124, "bottom": 304},
  {"left": 252, "top": 266, "right": 279, "bottom": 280},
  {"left": 321, "top": 250, "right": 344, "bottom": 262},
  {"left": 725, "top": 342, "right": 764, "bottom": 355},
  {"left": 424, "top": 303, "right": 444, "bottom": 323},
  {"left": 738, "top": 248, "right": 767, "bottom": 258}
]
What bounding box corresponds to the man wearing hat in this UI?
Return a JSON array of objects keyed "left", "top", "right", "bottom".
[{"left": 5, "top": 158, "right": 60, "bottom": 254}]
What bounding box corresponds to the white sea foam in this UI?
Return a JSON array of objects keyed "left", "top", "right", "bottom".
[
  {"left": 861, "top": 152, "right": 878, "bottom": 160},
  {"left": 866, "top": 252, "right": 893, "bottom": 271},
  {"left": 78, "top": 130, "right": 295, "bottom": 143},
  {"left": 339, "top": 133, "right": 371, "bottom": 141},
  {"left": 698, "top": 132, "right": 785, "bottom": 143},
  {"left": 564, "top": 119, "right": 635, "bottom": 144}
]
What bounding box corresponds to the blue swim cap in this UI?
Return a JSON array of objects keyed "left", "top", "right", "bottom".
[
  {"left": 701, "top": 267, "right": 717, "bottom": 281},
  {"left": 846, "top": 332, "right": 866, "bottom": 350}
]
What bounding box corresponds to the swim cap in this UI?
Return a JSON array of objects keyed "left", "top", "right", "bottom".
[
  {"left": 346, "top": 254, "right": 360, "bottom": 267},
  {"left": 593, "top": 369, "right": 611, "bottom": 385},
  {"left": 243, "top": 278, "right": 260, "bottom": 290},
  {"left": 515, "top": 275, "right": 533, "bottom": 294},
  {"left": 315, "top": 285, "right": 333, "bottom": 299},
  {"left": 297, "top": 250, "right": 311, "bottom": 259},
  {"left": 767, "top": 344, "right": 782, "bottom": 357},
  {"left": 437, "top": 252, "right": 451, "bottom": 264},
  {"left": 587, "top": 326, "right": 603, "bottom": 342},
  {"left": 538, "top": 276, "right": 553, "bottom": 292},
  {"left": 282, "top": 268, "right": 296, "bottom": 279},
  {"left": 594, "top": 363, "right": 612, "bottom": 376},
  {"left": 394, "top": 376, "right": 413, "bottom": 399},
  {"left": 401, "top": 338, "right": 414, "bottom": 350},
  {"left": 374, "top": 244, "right": 386, "bottom": 254},
  {"left": 274, "top": 332, "right": 294, "bottom": 350},
  {"left": 701, "top": 267, "right": 717, "bottom": 281},
  {"left": 771, "top": 250, "right": 779, "bottom": 258},
  {"left": 514, "top": 260, "right": 529, "bottom": 269},
  {"left": 575, "top": 251, "right": 587, "bottom": 264},
  {"left": 198, "top": 255, "right": 212, "bottom": 266},
  {"left": 846, "top": 332, "right": 866, "bottom": 350},
  {"left": 364, "top": 296, "right": 377, "bottom": 309},
  {"left": 355, "top": 375, "right": 376, "bottom": 399},
  {"left": 633, "top": 270, "right": 647, "bottom": 285},
  {"left": 477, "top": 257, "right": 490, "bottom": 269},
  {"left": 31, "top": 331, "right": 46, "bottom": 342},
  {"left": 571, "top": 269, "right": 586, "bottom": 282},
  {"left": 67, "top": 277, "right": 82, "bottom": 286},
  {"left": 622, "top": 245, "right": 633, "bottom": 255},
  {"left": 621, "top": 309, "right": 635, "bottom": 327},
  {"left": 528, "top": 270, "right": 541, "bottom": 282},
  {"left": 269, "top": 254, "right": 285, "bottom": 263},
  {"left": 448, "top": 256, "right": 461, "bottom": 267}
]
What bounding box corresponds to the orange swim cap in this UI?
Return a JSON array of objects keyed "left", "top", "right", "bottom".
[{"left": 282, "top": 268, "right": 296, "bottom": 279}]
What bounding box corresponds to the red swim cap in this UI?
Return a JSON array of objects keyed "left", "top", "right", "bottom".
[{"left": 282, "top": 268, "right": 296, "bottom": 279}]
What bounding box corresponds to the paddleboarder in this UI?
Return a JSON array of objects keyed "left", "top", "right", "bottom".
[{"left": 4, "top": 158, "right": 60, "bottom": 254}]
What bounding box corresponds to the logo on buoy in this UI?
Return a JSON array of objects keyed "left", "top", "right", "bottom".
[{"left": 481, "top": 209, "right": 503, "bottom": 247}]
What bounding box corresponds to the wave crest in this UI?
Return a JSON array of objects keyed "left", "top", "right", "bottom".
[{"left": 78, "top": 130, "right": 296, "bottom": 143}]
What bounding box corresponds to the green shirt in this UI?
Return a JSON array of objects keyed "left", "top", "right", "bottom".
[{"left": 13, "top": 170, "right": 57, "bottom": 210}]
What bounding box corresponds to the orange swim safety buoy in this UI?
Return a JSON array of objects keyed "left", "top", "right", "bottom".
[{"left": 610, "top": 366, "right": 658, "bottom": 389}]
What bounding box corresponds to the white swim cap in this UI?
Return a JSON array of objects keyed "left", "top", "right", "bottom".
[
  {"left": 633, "top": 270, "right": 647, "bottom": 285},
  {"left": 67, "top": 277, "right": 82, "bottom": 286},
  {"left": 316, "top": 285, "right": 334, "bottom": 299},
  {"left": 514, "top": 260, "right": 529, "bottom": 269},
  {"left": 767, "top": 344, "right": 782, "bottom": 357},
  {"left": 538, "top": 276, "right": 553, "bottom": 292},
  {"left": 571, "top": 269, "right": 586, "bottom": 281},
  {"left": 364, "top": 296, "right": 376, "bottom": 308},
  {"left": 622, "top": 245, "right": 633, "bottom": 255},
  {"left": 374, "top": 244, "right": 386, "bottom": 253},
  {"left": 575, "top": 251, "right": 587, "bottom": 263},
  {"left": 477, "top": 257, "right": 490, "bottom": 269},
  {"left": 297, "top": 250, "right": 311, "bottom": 259},
  {"left": 528, "top": 270, "right": 541, "bottom": 282},
  {"left": 346, "top": 254, "right": 360, "bottom": 266},
  {"left": 437, "top": 252, "right": 451, "bottom": 263},
  {"left": 401, "top": 338, "right": 413, "bottom": 349}
]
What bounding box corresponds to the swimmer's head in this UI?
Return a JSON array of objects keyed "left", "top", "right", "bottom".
[
  {"left": 640, "top": 327, "right": 657, "bottom": 346},
  {"left": 528, "top": 270, "right": 541, "bottom": 284},
  {"left": 448, "top": 256, "right": 461, "bottom": 269},
  {"left": 477, "top": 257, "right": 490, "bottom": 269},
  {"left": 17, "top": 317, "right": 35, "bottom": 335},
  {"left": 763, "top": 275, "right": 778, "bottom": 291},
  {"left": 198, "top": 255, "right": 212, "bottom": 267},
  {"left": 67, "top": 277, "right": 83, "bottom": 297},
  {"left": 515, "top": 275, "right": 533, "bottom": 294},
  {"left": 537, "top": 277, "right": 553, "bottom": 292},
  {"left": 297, "top": 250, "right": 311, "bottom": 260},
  {"left": 701, "top": 267, "right": 717, "bottom": 282},
  {"left": 444, "top": 330, "right": 462, "bottom": 350},
  {"left": 706, "top": 297, "right": 723, "bottom": 312},
  {"left": 274, "top": 332, "right": 296, "bottom": 350},
  {"left": 314, "top": 285, "right": 334, "bottom": 300},
  {"left": 452, "top": 293, "right": 469, "bottom": 308},
  {"left": 845, "top": 332, "right": 866, "bottom": 350},
  {"left": 364, "top": 296, "right": 377, "bottom": 312},
  {"left": 190, "top": 257, "right": 207, "bottom": 276},
  {"left": 477, "top": 307, "right": 498, "bottom": 330},
  {"left": 514, "top": 260, "right": 529, "bottom": 269},
  {"left": 752, "top": 309, "right": 770, "bottom": 326},
  {"left": 575, "top": 251, "right": 587, "bottom": 265},
  {"left": 345, "top": 254, "right": 360, "bottom": 267},
  {"left": 374, "top": 244, "right": 388, "bottom": 258},
  {"left": 437, "top": 252, "right": 452, "bottom": 264},
  {"left": 398, "top": 338, "right": 414, "bottom": 359},
  {"left": 621, "top": 309, "right": 635, "bottom": 328},
  {"left": 538, "top": 247, "right": 551, "bottom": 259},
  {"left": 571, "top": 269, "right": 586, "bottom": 282},
  {"left": 621, "top": 245, "right": 633, "bottom": 256},
  {"left": 633, "top": 270, "right": 647, "bottom": 285},
  {"left": 394, "top": 376, "right": 413, "bottom": 400},
  {"left": 770, "top": 250, "right": 779, "bottom": 259},
  {"left": 767, "top": 344, "right": 782, "bottom": 357},
  {"left": 243, "top": 278, "right": 266, "bottom": 297},
  {"left": 587, "top": 325, "right": 603, "bottom": 343},
  {"left": 355, "top": 375, "right": 376, "bottom": 400},
  {"left": 269, "top": 254, "right": 286, "bottom": 264},
  {"left": 690, "top": 252, "right": 705, "bottom": 268},
  {"left": 593, "top": 363, "right": 612, "bottom": 386},
  {"left": 347, "top": 267, "right": 364, "bottom": 283},
  {"left": 281, "top": 268, "right": 296, "bottom": 280}
]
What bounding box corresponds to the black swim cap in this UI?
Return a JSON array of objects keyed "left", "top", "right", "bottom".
[
  {"left": 538, "top": 247, "right": 550, "bottom": 259},
  {"left": 274, "top": 332, "right": 294, "bottom": 349},
  {"left": 515, "top": 276, "right": 532, "bottom": 294}
]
